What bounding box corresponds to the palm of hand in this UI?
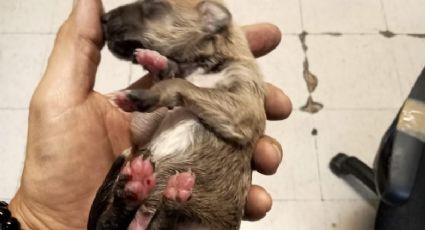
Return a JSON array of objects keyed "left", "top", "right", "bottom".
[{"left": 20, "top": 92, "right": 130, "bottom": 228}]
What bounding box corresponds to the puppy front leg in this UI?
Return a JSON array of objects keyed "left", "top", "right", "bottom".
[
  {"left": 117, "top": 78, "right": 266, "bottom": 146},
  {"left": 134, "top": 49, "right": 180, "bottom": 82}
]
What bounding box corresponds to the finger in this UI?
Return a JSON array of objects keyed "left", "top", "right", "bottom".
[
  {"left": 32, "top": 0, "right": 104, "bottom": 107},
  {"left": 253, "top": 135, "right": 283, "bottom": 175},
  {"left": 70, "top": 0, "right": 104, "bottom": 47},
  {"left": 244, "top": 185, "right": 272, "bottom": 221},
  {"left": 242, "top": 23, "right": 282, "bottom": 58},
  {"left": 265, "top": 83, "right": 292, "bottom": 120}
]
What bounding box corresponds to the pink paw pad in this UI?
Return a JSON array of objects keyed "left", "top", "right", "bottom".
[
  {"left": 134, "top": 49, "right": 168, "bottom": 73},
  {"left": 163, "top": 170, "right": 196, "bottom": 202},
  {"left": 110, "top": 90, "right": 136, "bottom": 112},
  {"left": 121, "top": 157, "right": 156, "bottom": 202}
]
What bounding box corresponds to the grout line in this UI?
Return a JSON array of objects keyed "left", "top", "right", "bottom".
[
  {"left": 0, "top": 108, "right": 29, "bottom": 111},
  {"left": 379, "top": 0, "right": 390, "bottom": 31},
  {"left": 313, "top": 132, "right": 324, "bottom": 201},
  {"left": 293, "top": 107, "right": 399, "bottom": 111},
  {"left": 299, "top": 31, "right": 324, "bottom": 114},
  {"left": 298, "top": 0, "right": 305, "bottom": 30},
  {"left": 0, "top": 32, "right": 55, "bottom": 35},
  {"left": 284, "top": 32, "right": 425, "bottom": 37},
  {"left": 48, "top": 1, "right": 59, "bottom": 35},
  {"left": 272, "top": 198, "right": 379, "bottom": 202},
  {"left": 321, "top": 107, "right": 399, "bottom": 111},
  {"left": 388, "top": 44, "right": 406, "bottom": 102}
]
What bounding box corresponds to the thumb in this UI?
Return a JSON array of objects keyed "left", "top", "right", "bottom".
[
  {"left": 31, "top": 0, "right": 104, "bottom": 109},
  {"left": 70, "top": 0, "right": 104, "bottom": 47}
]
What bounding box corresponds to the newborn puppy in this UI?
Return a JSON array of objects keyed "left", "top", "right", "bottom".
[{"left": 88, "top": 0, "right": 266, "bottom": 229}]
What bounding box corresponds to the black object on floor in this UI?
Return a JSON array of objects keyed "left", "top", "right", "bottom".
[{"left": 330, "top": 67, "right": 425, "bottom": 230}]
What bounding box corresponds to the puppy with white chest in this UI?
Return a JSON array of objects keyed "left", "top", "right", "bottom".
[{"left": 88, "top": 0, "right": 266, "bottom": 229}]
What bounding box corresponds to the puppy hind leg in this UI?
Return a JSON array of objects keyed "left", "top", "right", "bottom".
[
  {"left": 95, "top": 156, "right": 157, "bottom": 230},
  {"left": 88, "top": 155, "right": 126, "bottom": 230},
  {"left": 144, "top": 170, "right": 196, "bottom": 230}
]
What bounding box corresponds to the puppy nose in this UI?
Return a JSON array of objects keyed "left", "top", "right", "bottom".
[
  {"left": 101, "top": 14, "right": 110, "bottom": 40},
  {"left": 101, "top": 13, "right": 111, "bottom": 24}
]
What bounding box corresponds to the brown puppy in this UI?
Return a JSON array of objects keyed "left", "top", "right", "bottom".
[{"left": 88, "top": 0, "right": 266, "bottom": 229}]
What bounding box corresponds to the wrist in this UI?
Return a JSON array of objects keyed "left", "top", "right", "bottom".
[
  {"left": 8, "top": 194, "right": 29, "bottom": 229},
  {"left": 2, "top": 200, "right": 22, "bottom": 229},
  {"left": 9, "top": 192, "right": 57, "bottom": 230},
  {"left": 9, "top": 191, "right": 86, "bottom": 230}
]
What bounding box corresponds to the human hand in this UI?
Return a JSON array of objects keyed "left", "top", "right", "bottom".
[{"left": 8, "top": 0, "right": 291, "bottom": 229}]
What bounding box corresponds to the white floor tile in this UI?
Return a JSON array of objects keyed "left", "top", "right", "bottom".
[
  {"left": 94, "top": 48, "right": 131, "bottom": 94},
  {"left": 389, "top": 36, "right": 425, "bottom": 98},
  {"left": 50, "top": 1, "right": 73, "bottom": 34},
  {"left": 227, "top": 0, "right": 302, "bottom": 34},
  {"left": 301, "top": 0, "right": 386, "bottom": 33},
  {"left": 0, "top": 0, "right": 56, "bottom": 33},
  {"left": 306, "top": 35, "right": 404, "bottom": 109},
  {"left": 256, "top": 111, "right": 320, "bottom": 200},
  {"left": 103, "top": 0, "right": 135, "bottom": 12},
  {"left": 323, "top": 200, "right": 377, "bottom": 230},
  {"left": 0, "top": 110, "right": 28, "bottom": 199},
  {"left": 382, "top": 0, "right": 425, "bottom": 33},
  {"left": 130, "top": 64, "right": 149, "bottom": 87},
  {"left": 0, "top": 34, "right": 51, "bottom": 108},
  {"left": 257, "top": 35, "right": 308, "bottom": 109},
  {"left": 242, "top": 200, "right": 326, "bottom": 230},
  {"left": 314, "top": 109, "right": 398, "bottom": 200},
  {"left": 0, "top": 1, "right": 18, "bottom": 33}
]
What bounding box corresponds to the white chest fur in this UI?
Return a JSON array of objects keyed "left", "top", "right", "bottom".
[
  {"left": 185, "top": 68, "right": 226, "bottom": 88},
  {"left": 148, "top": 108, "right": 199, "bottom": 161}
]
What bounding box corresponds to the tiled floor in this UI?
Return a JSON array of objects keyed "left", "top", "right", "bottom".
[{"left": 1, "top": 0, "right": 425, "bottom": 229}]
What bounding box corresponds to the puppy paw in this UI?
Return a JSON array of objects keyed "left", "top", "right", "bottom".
[
  {"left": 127, "top": 90, "right": 160, "bottom": 112},
  {"left": 134, "top": 49, "right": 168, "bottom": 73},
  {"left": 163, "top": 170, "right": 195, "bottom": 202},
  {"left": 110, "top": 90, "right": 160, "bottom": 112},
  {"left": 117, "top": 156, "right": 156, "bottom": 202}
]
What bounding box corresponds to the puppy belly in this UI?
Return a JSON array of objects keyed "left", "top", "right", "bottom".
[{"left": 147, "top": 107, "right": 199, "bottom": 160}]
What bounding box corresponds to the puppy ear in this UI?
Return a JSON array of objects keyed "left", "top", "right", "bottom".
[{"left": 197, "top": 1, "right": 231, "bottom": 34}]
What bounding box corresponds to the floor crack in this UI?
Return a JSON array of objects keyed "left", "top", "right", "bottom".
[{"left": 299, "top": 31, "right": 324, "bottom": 114}]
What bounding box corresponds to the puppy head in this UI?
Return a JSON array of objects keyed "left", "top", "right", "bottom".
[{"left": 102, "top": 0, "right": 232, "bottom": 62}]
